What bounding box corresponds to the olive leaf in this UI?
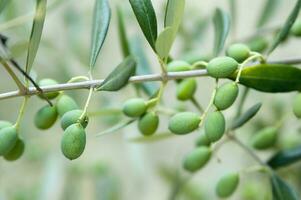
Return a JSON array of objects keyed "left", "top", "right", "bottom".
[
  {"left": 90, "top": 0, "right": 111, "bottom": 69},
  {"left": 213, "top": 8, "right": 231, "bottom": 56},
  {"left": 228, "top": 0, "right": 236, "bottom": 33},
  {"left": 257, "top": 0, "right": 281, "bottom": 28},
  {"left": 164, "top": 0, "right": 185, "bottom": 39},
  {"left": 230, "top": 64, "right": 301, "bottom": 93},
  {"left": 231, "top": 102, "right": 262, "bottom": 130},
  {"left": 155, "top": 27, "right": 174, "bottom": 60},
  {"left": 25, "top": 0, "right": 47, "bottom": 73},
  {"left": 127, "top": 132, "right": 175, "bottom": 143},
  {"left": 117, "top": 6, "right": 130, "bottom": 58},
  {"left": 268, "top": 0, "right": 301, "bottom": 55},
  {"left": 129, "top": 0, "right": 158, "bottom": 51},
  {"left": 97, "top": 56, "right": 136, "bottom": 91},
  {"left": 271, "top": 173, "right": 299, "bottom": 200},
  {"left": 96, "top": 119, "right": 136, "bottom": 137},
  {"left": 268, "top": 146, "right": 301, "bottom": 169},
  {"left": 130, "top": 37, "right": 158, "bottom": 96}
]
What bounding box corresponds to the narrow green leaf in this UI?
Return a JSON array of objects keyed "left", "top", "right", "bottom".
[
  {"left": 96, "top": 119, "right": 135, "bottom": 137},
  {"left": 164, "top": 0, "right": 185, "bottom": 38},
  {"left": 130, "top": 36, "right": 158, "bottom": 96},
  {"left": 155, "top": 27, "right": 174, "bottom": 60},
  {"left": 116, "top": 6, "right": 130, "bottom": 58},
  {"left": 268, "top": 0, "right": 301, "bottom": 54},
  {"left": 129, "top": 0, "right": 158, "bottom": 51},
  {"left": 90, "top": 0, "right": 111, "bottom": 69},
  {"left": 231, "top": 102, "right": 262, "bottom": 130},
  {"left": 128, "top": 132, "right": 175, "bottom": 143},
  {"left": 230, "top": 64, "right": 301, "bottom": 93},
  {"left": 213, "top": 8, "right": 231, "bottom": 56},
  {"left": 0, "top": 0, "right": 9, "bottom": 14},
  {"left": 257, "top": 0, "right": 281, "bottom": 28},
  {"left": 228, "top": 0, "right": 236, "bottom": 34},
  {"left": 25, "top": 0, "right": 47, "bottom": 73},
  {"left": 271, "top": 173, "right": 298, "bottom": 200},
  {"left": 268, "top": 146, "right": 301, "bottom": 169},
  {"left": 97, "top": 56, "right": 136, "bottom": 91}
]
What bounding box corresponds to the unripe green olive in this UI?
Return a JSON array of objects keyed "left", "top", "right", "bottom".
[
  {"left": 195, "top": 131, "right": 211, "bottom": 147},
  {"left": 61, "top": 110, "right": 89, "bottom": 130},
  {"left": 167, "top": 60, "right": 192, "bottom": 72},
  {"left": 214, "top": 82, "right": 239, "bottom": 110},
  {"left": 123, "top": 98, "right": 147, "bottom": 118},
  {"left": 169, "top": 112, "right": 201, "bottom": 135},
  {"left": 61, "top": 123, "right": 86, "bottom": 160},
  {"left": 183, "top": 146, "right": 211, "bottom": 172},
  {"left": 4, "top": 138, "right": 25, "bottom": 161},
  {"left": 138, "top": 112, "right": 159, "bottom": 136},
  {"left": 0, "top": 120, "right": 12, "bottom": 130},
  {"left": 251, "top": 127, "right": 278, "bottom": 150},
  {"left": 56, "top": 95, "right": 79, "bottom": 117},
  {"left": 216, "top": 172, "right": 239, "bottom": 198},
  {"left": 34, "top": 105, "right": 58, "bottom": 130},
  {"left": 205, "top": 111, "right": 225, "bottom": 142},
  {"left": 226, "top": 43, "right": 250, "bottom": 63},
  {"left": 0, "top": 126, "right": 18, "bottom": 155},
  {"left": 291, "top": 19, "right": 301, "bottom": 37},
  {"left": 247, "top": 37, "right": 269, "bottom": 53},
  {"left": 292, "top": 93, "right": 301, "bottom": 118},
  {"left": 38, "top": 79, "right": 60, "bottom": 100},
  {"left": 207, "top": 56, "right": 238, "bottom": 78},
  {"left": 176, "top": 78, "right": 197, "bottom": 101}
]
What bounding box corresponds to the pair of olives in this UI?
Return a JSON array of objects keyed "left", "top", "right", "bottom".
[
  {"left": 167, "top": 60, "right": 197, "bottom": 101},
  {"left": 0, "top": 121, "right": 24, "bottom": 161},
  {"left": 122, "top": 98, "right": 159, "bottom": 136}
]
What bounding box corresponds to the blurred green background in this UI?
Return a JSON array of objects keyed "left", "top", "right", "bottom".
[{"left": 0, "top": 0, "right": 301, "bottom": 199}]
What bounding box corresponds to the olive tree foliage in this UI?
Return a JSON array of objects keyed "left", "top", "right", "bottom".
[{"left": 1, "top": 0, "right": 301, "bottom": 199}]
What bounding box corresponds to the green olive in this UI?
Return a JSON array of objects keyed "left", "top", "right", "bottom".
[
  {"left": 183, "top": 146, "right": 211, "bottom": 172},
  {"left": 251, "top": 127, "right": 278, "bottom": 150},
  {"left": 216, "top": 172, "right": 240, "bottom": 198},
  {"left": 138, "top": 112, "right": 159, "bottom": 136},
  {"left": 207, "top": 56, "right": 238, "bottom": 78},
  {"left": 195, "top": 131, "right": 211, "bottom": 147},
  {"left": 61, "top": 109, "right": 89, "bottom": 130},
  {"left": 167, "top": 60, "right": 192, "bottom": 72},
  {"left": 34, "top": 105, "right": 58, "bottom": 130},
  {"left": 291, "top": 19, "right": 301, "bottom": 37},
  {"left": 176, "top": 78, "right": 197, "bottom": 101},
  {"left": 0, "top": 126, "right": 18, "bottom": 155},
  {"left": 205, "top": 111, "right": 225, "bottom": 142},
  {"left": 123, "top": 98, "right": 147, "bottom": 118},
  {"left": 56, "top": 95, "right": 79, "bottom": 117},
  {"left": 247, "top": 37, "right": 269, "bottom": 53},
  {"left": 214, "top": 82, "right": 239, "bottom": 110},
  {"left": 0, "top": 120, "right": 13, "bottom": 130},
  {"left": 61, "top": 123, "right": 86, "bottom": 160},
  {"left": 169, "top": 112, "right": 201, "bottom": 135},
  {"left": 38, "top": 79, "right": 60, "bottom": 100},
  {"left": 292, "top": 93, "right": 301, "bottom": 118},
  {"left": 4, "top": 138, "right": 25, "bottom": 161},
  {"left": 226, "top": 43, "right": 250, "bottom": 63}
]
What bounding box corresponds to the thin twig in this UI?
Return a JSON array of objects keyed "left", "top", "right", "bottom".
[{"left": 0, "top": 69, "right": 208, "bottom": 100}]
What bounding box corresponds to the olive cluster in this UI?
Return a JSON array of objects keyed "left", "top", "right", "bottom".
[{"left": 34, "top": 79, "right": 88, "bottom": 160}]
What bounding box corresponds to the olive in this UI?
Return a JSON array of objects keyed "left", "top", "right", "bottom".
[
  {"left": 207, "top": 56, "right": 238, "bottom": 78},
  {"left": 216, "top": 172, "right": 240, "bottom": 198},
  {"left": 0, "top": 126, "right": 18, "bottom": 155},
  {"left": 4, "top": 138, "right": 25, "bottom": 161},
  {"left": 226, "top": 43, "right": 250, "bottom": 63},
  {"left": 61, "top": 123, "right": 86, "bottom": 160},
  {"left": 138, "top": 112, "right": 159, "bottom": 136},
  {"left": 183, "top": 146, "right": 211, "bottom": 172},
  {"left": 214, "top": 82, "right": 239, "bottom": 110},
  {"left": 123, "top": 98, "right": 147, "bottom": 118},
  {"left": 205, "top": 111, "right": 225, "bottom": 142},
  {"left": 251, "top": 126, "right": 278, "bottom": 150},
  {"left": 56, "top": 95, "right": 79, "bottom": 117},
  {"left": 34, "top": 105, "right": 58, "bottom": 130},
  {"left": 176, "top": 78, "right": 197, "bottom": 101},
  {"left": 168, "top": 112, "right": 201, "bottom": 135},
  {"left": 38, "top": 79, "right": 60, "bottom": 100},
  {"left": 167, "top": 60, "right": 192, "bottom": 72}
]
